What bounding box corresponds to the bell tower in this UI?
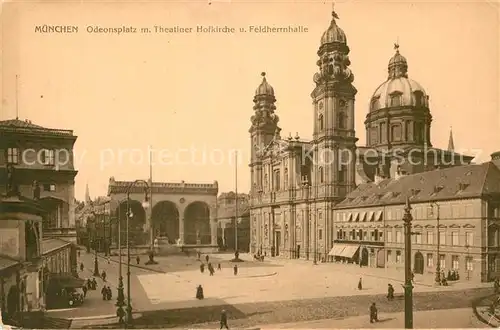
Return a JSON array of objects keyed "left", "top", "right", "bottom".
[
  {"left": 311, "top": 5, "right": 357, "bottom": 196},
  {"left": 249, "top": 72, "right": 280, "bottom": 194}
]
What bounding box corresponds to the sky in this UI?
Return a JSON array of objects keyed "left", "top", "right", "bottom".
[{"left": 1, "top": 0, "right": 499, "bottom": 201}]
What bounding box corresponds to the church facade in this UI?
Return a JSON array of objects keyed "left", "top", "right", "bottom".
[{"left": 247, "top": 6, "right": 494, "bottom": 277}]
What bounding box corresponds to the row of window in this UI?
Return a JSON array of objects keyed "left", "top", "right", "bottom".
[
  {"left": 369, "top": 121, "right": 425, "bottom": 145},
  {"left": 335, "top": 229, "right": 474, "bottom": 247},
  {"left": 387, "top": 251, "right": 473, "bottom": 271},
  {"left": 5, "top": 147, "right": 57, "bottom": 165},
  {"left": 318, "top": 112, "right": 346, "bottom": 131},
  {"left": 370, "top": 90, "right": 426, "bottom": 111},
  {"left": 336, "top": 204, "right": 476, "bottom": 222}
]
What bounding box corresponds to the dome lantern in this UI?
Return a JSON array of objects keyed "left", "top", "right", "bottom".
[
  {"left": 254, "top": 72, "right": 274, "bottom": 97},
  {"left": 388, "top": 43, "right": 408, "bottom": 79},
  {"left": 320, "top": 3, "right": 347, "bottom": 46}
]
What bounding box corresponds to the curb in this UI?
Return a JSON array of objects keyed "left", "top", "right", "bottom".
[
  {"left": 71, "top": 314, "right": 117, "bottom": 321},
  {"left": 472, "top": 293, "right": 498, "bottom": 328}
]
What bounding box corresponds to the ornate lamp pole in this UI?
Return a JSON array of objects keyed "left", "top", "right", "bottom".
[
  {"left": 116, "top": 203, "right": 125, "bottom": 324},
  {"left": 124, "top": 180, "right": 150, "bottom": 327},
  {"left": 91, "top": 213, "right": 100, "bottom": 277},
  {"left": 429, "top": 202, "right": 441, "bottom": 285},
  {"left": 403, "top": 197, "right": 414, "bottom": 329}
]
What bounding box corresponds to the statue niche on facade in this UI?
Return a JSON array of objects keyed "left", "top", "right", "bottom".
[
  {"left": 5, "top": 164, "right": 18, "bottom": 197},
  {"left": 33, "top": 180, "right": 41, "bottom": 200}
]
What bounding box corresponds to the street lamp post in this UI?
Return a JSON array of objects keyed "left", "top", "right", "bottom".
[
  {"left": 123, "top": 180, "right": 150, "bottom": 327},
  {"left": 465, "top": 243, "right": 470, "bottom": 281},
  {"left": 429, "top": 202, "right": 441, "bottom": 285},
  {"left": 116, "top": 204, "right": 125, "bottom": 324},
  {"left": 403, "top": 197, "right": 414, "bottom": 329},
  {"left": 92, "top": 214, "right": 100, "bottom": 277}
]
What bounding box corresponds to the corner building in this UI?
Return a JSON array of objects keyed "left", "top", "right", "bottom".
[{"left": 249, "top": 7, "right": 481, "bottom": 268}]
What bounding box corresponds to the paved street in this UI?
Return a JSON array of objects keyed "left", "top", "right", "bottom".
[
  {"left": 258, "top": 308, "right": 488, "bottom": 329},
  {"left": 61, "top": 251, "right": 493, "bottom": 328}
]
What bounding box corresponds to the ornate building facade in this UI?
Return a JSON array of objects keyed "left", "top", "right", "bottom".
[
  {"left": 248, "top": 7, "right": 482, "bottom": 269},
  {"left": 107, "top": 178, "right": 219, "bottom": 252}
]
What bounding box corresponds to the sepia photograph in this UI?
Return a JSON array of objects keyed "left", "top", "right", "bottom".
[{"left": 0, "top": 0, "right": 499, "bottom": 328}]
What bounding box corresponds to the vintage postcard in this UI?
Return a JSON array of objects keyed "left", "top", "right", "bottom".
[{"left": 0, "top": 0, "right": 499, "bottom": 329}]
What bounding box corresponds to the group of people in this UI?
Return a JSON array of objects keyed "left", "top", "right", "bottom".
[{"left": 101, "top": 286, "right": 113, "bottom": 300}]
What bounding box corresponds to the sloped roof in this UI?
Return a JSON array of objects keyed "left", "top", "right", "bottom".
[
  {"left": 336, "top": 162, "right": 500, "bottom": 209},
  {"left": 0, "top": 119, "right": 74, "bottom": 136},
  {"left": 0, "top": 256, "right": 19, "bottom": 271},
  {"left": 217, "top": 204, "right": 250, "bottom": 219},
  {"left": 42, "top": 238, "right": 72, "bottom": 255}
]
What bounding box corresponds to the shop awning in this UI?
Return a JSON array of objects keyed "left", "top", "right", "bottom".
[
  {"left": 340, "top": 245, "right": 360, "bottom": 258},
  {"left": 328, "top": 244, "right": 347, "bottom": 256},
  {"left": 49, "top": 274, "right": 85, "bottom": 288},
  {"left": 353, "top": 213, "right": 360, "bottom": 222},
  {"left": 346, "top": 213, "right": 353, "bottom": 222},
  {"left": 375, "top": 211, "right": 383, "bottom": 221}
]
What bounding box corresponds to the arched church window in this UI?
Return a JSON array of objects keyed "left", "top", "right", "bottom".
[
  {"left": 318, "top": 114, "right": 324, "bottom": 131},
  {"left": 391, "top": 124, "right": 402, "bottom": 142},
  {"left": 337, "top": 112, "right": 346, "bottom": 129},
  {"left": 414, "top": 91, "right": 424, "bottom": 107},
  {"left": 319, "top": 167, "right": 324, "bottom": 183},
  {"left": 390, "top": 93, "right": 402, "bottom": 107},
  {"left": 328, "top": 64, "right": 333, "bottom": 75},
  {"left": 370, "top": 127, "right": 378, "bottom": 144}
]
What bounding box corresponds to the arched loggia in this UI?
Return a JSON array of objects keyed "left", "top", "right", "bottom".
[
  {"left": 115, "top": 200, "right": 147, "bottom": 246},
  {"left": 184, "top": 201, "right": 211, "bottom": 245},
  {"left": 151, "top": 201, "right": 179, "bottom": 244}
]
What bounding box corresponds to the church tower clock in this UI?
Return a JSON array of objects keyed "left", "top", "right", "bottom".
[{"left": 311, "top": 5, "right": 357, "bottom": 197}]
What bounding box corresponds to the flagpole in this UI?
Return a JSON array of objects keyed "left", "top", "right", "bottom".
[
  {"left": 149, "top": 145, "right": 153, "bottom": 248},
  {"left": 235, "top": 151, "right": 238, "bottom": 252}
]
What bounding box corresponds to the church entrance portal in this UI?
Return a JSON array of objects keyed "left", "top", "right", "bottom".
[{"left": 414, "top": 251, "right": 424, "bottom": 274}]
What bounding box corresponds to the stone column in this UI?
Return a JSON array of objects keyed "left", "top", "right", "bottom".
[
  {"left": 210, "top": 220, "right": 217, "bottom": 246},
  {"left": 179, "top": 218, "right": 184, "bottom": 244},
  {"left": 67, "top": 183, "right": 75, "bottom": 228}
]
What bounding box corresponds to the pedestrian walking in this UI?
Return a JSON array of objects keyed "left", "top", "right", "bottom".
[
  {"left": 196, "top": 285, "right": 204, "bottom": 300},
  {"left": 101, "top": 270, "right": 107, "bottom": 282},
  {"left": 136, "top": 255, "right": 140, "bottom": 265},
  {"left": 205, "top": 255, "right": 210, "bottom": 263},
  {"left": 101, "top": 286, "right": 107, "bottom": 300},
  {"left": 369, "top": 303, "right": 378, "bottom": 323},
  {"left": 106, "top": 286, "right": 112, "bottom": 300},
  {"left": 80, "top": 263, "right": 84, "bottom": 272},
  {"left": 387, "top": 284, "right": 394, "bottom": 301},
  {"left": 217, "top": 263, "right": 222, "bottom": 270},
  {"left": 82, "top": 285, "right": 88, "bottom": 297},
  {"left": 233, "top": 264, "right": 238, "bottom": 276},
  {"left": 357, "top": 277, "right": 362, "bottom": 290},
  {"left": 200, "top": 263, "right": 205, "bottom": 273},
  {"left": 220, "top": 309, "right": 229, "bottom": 329},
  {"left": 208, "top": 263, "right": 214, "bottom": 276}
]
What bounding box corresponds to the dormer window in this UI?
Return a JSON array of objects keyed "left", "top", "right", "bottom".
[
  {"left": 414, "top": 91, "right": 425, "bottom": 107},
  {"left": 458, "top": 182, "right": 470, "bottom": 192},
  {"left": 390, "top": 92, "right": 402, "bottom": 107},
  {"left": 370, "top": 97, "right": 380, "bottom": 111},
  {"left": 433, "top": 185, "right": 444, "bottom": 194},
  {"left": 318, "top": 114, "right": 324, "bottom": 131}
]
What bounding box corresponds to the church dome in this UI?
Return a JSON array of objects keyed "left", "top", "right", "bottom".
[
  {"left": 255, "top": 72, "right": 274, "bottom": 97},
  {"left": 369, "top": 44, "right": 428, "bottom": 112},
  {"left": 320, "top": 9, "right": 347, "bottom": 46}
]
